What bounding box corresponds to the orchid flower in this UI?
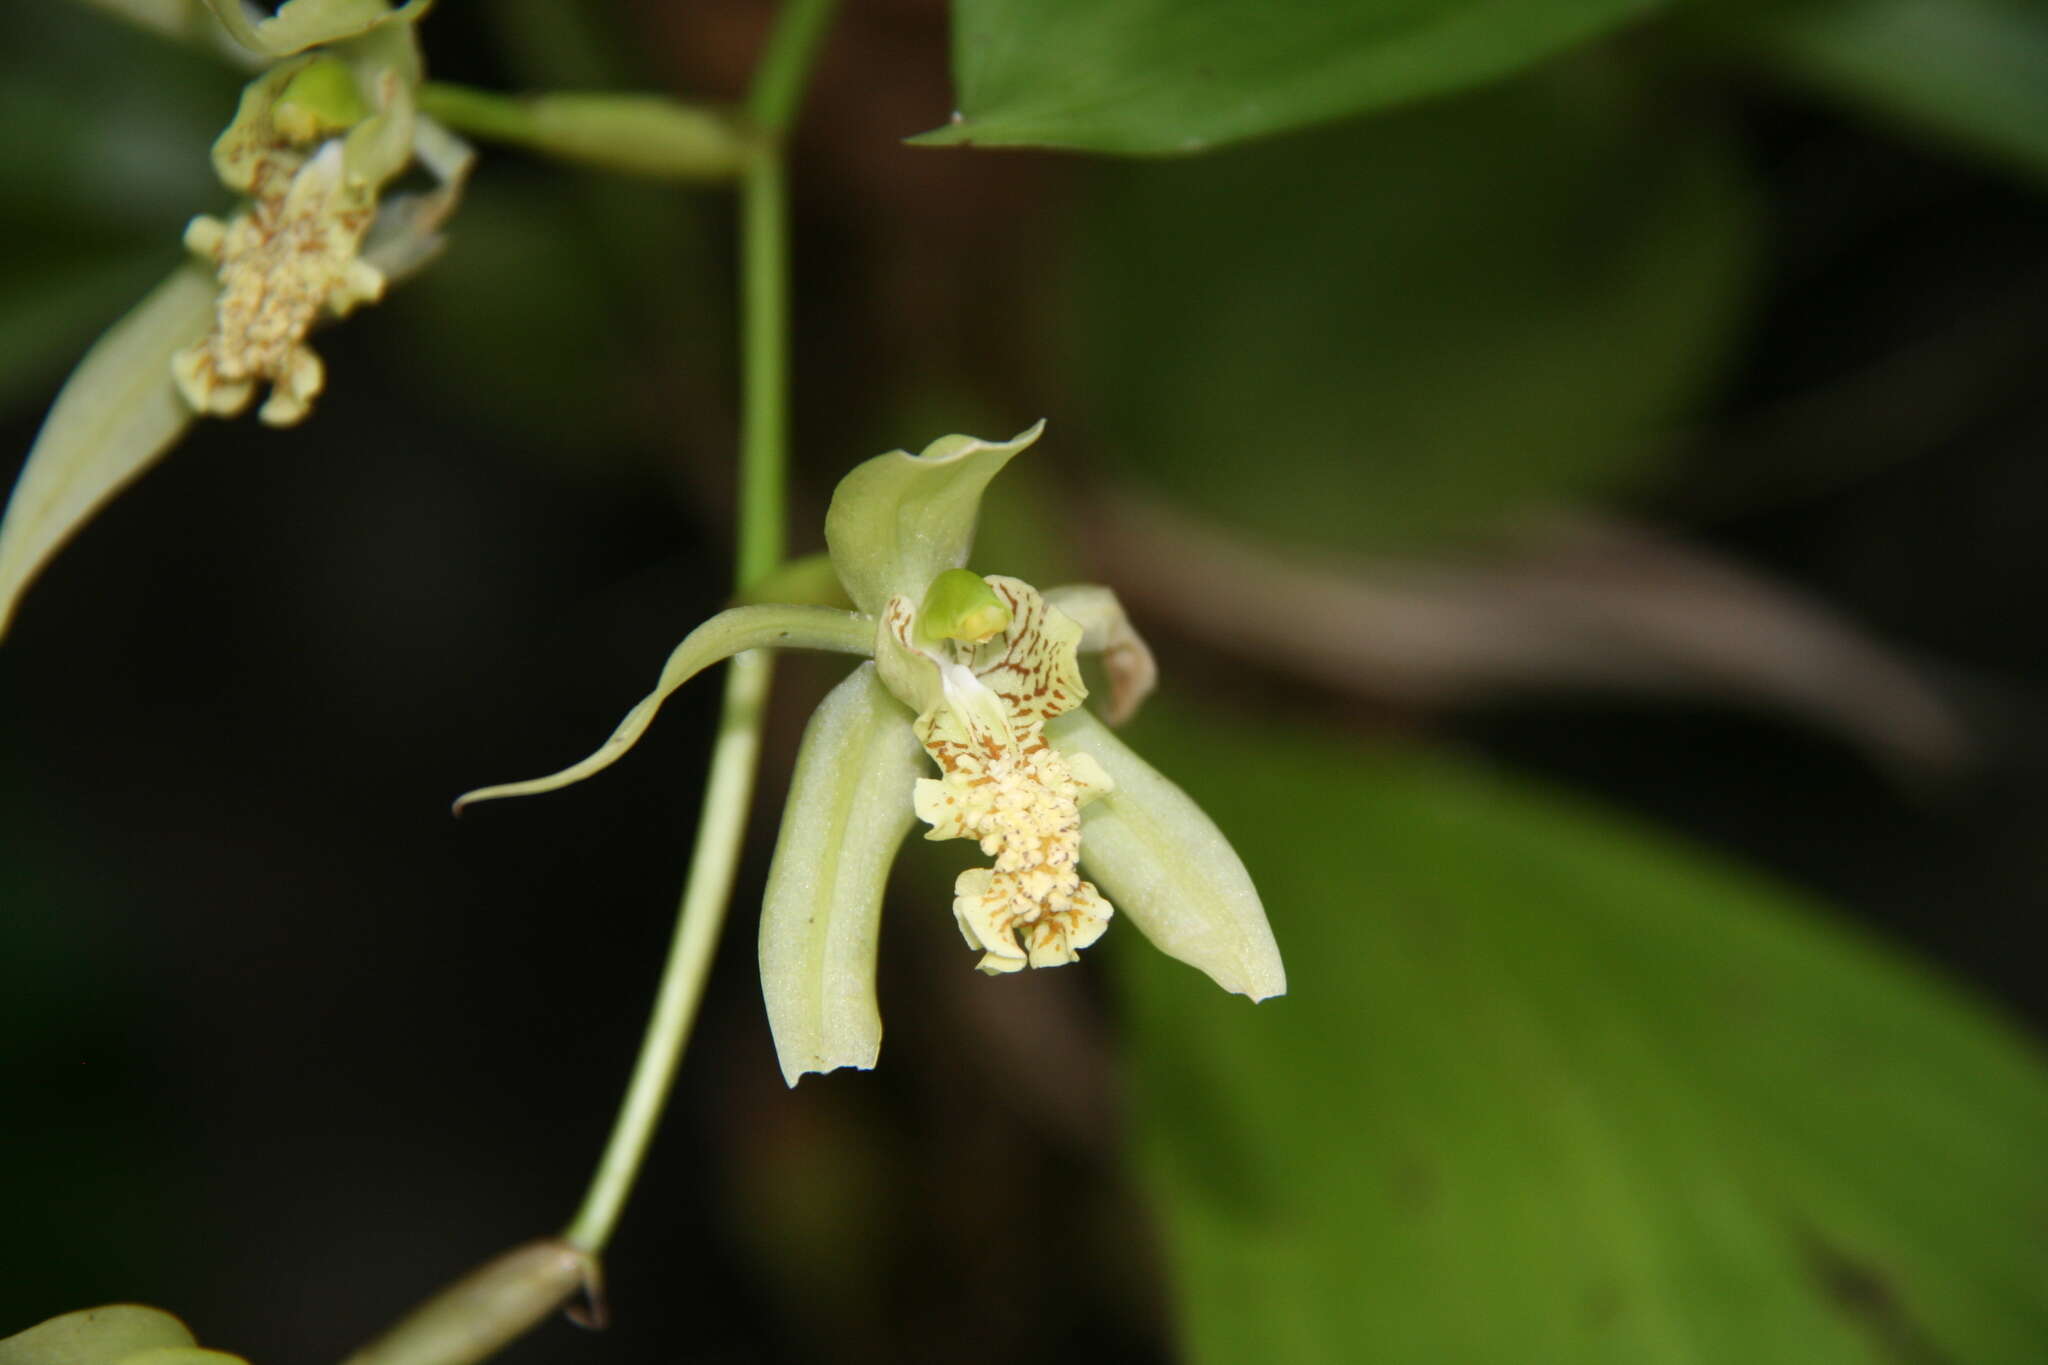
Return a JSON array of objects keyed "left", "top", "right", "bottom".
[
  {"left": 457, "top": 423, "right": 1285, "bottom": 1085},
  {"left": 0, "top": 0, "right": 470, "bottom": 638}
]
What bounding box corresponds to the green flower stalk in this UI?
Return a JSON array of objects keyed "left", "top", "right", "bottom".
[{"left": 459, "top": 423, "right": 1285, "bottom": 1085}]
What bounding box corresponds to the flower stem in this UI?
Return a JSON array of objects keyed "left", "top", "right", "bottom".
[
  {"left": 415, "top": 82, "right": 750, "bottom": 182},
  {"left": 561, "top": 652, "right": 770, "bottom": 1252},
  {"left": 560, "top": 0, "right": 839, "bottom": 1258}
]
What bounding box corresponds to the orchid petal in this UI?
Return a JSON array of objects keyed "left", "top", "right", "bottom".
[
  {"left": 361, "top": 113, "right": 474, "bottom": 284},
  {"left": 822, "top": 421, "right": 1044, "bottom": 614},
  {"left": 455, "top": 605, "right": 870, "bottom": 811},
  {"left": 1043, "top": 582, "right": 1157, "bottom": 724},
  {"left": 0, "top": 264, "right": 213, "bottom": 642},
  {"left": 759, "top": 663, "right": 924, "bottom": 1086},
  {"left": 1049, "top": 708, "right": 1286, "bottom": 1000}
]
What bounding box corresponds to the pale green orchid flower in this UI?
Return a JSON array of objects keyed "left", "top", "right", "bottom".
[
  {"left": 0, "top": 0, "right": 470, "bottom": 639},
  {"left": 458, "top": 423, "right": 1285, "bottom": 1085},
  {"left": 175, "top": 0, "right": 462, "bottom": 426}
]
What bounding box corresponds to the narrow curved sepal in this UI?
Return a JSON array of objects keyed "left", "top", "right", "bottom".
[
  {"left": 823, "top": 421, "right": 1044, "bottom": 615},
  {"left": 455, "top": 604, "right": 871, "bottom": 811},
  {"left": 0, "top": 264, "right": 213, "bottom": 642},
  {"left": 1048, "top": 709, "right": 1286, "bottom": 1000},
  {"left": 200, "top": 0, "right": 430, "bottom": 58},
  {"left": 760, "top": 663, "right": 924, "bottom": 1086},
  {"left": 0, "top": 1304, "right": 248, "bottom": 1365}
]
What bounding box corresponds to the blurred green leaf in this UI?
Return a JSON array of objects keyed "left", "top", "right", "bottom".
[
  {"left": 0, "top": 264, "right": 210, "bottom": 641},
  {"left": 919, "top": 0, "right": 1663, "bottom": 154},
  {"left": 1064, "top": 67, "right": 1756, "bottom": 552},
  {"left": 1119, "top": 710, "right": 2048, "bottom": 1362},
  {"left": 0, "top": 8, "right": 235, "bottom": 226},
  {"left": 1694, "top": 0, "right": 2048, "bottom": 189}
]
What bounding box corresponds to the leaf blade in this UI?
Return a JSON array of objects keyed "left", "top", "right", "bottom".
[
  {"left": 1120, "top": 710, "right": 2048, "bottom": 1362},
  {"left": 922, "top": 0, "right": 1665, "bottom": 155},
  {"left": 1698, "top": 0, "right": 2048, "bottom": 189}
]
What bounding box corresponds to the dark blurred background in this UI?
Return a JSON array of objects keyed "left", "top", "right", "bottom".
[{"left": 2, "top": 2, "right": 2045, "bottom": 1361}]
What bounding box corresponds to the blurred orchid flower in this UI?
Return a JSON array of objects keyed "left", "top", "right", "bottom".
[
  {"left": 0, "top": 0, "right": 470, "bottom": 638},
  {"left": 457, "top": 423, "right": 1285, "bottom": 1085}
]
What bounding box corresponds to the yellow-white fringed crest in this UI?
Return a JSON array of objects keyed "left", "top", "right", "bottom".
[
  {"left": 882, "top": 576, "right": 1119, "bottom": 973},
  {"left": 172, "top": 62, "right": 400, "bottom": 427}
]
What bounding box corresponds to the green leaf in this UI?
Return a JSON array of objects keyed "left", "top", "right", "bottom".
[
  {"left": 759, "top": 663, "right": 926, "bottom": 1086},
  {"left": 918, "top": 0, "right": 1663, "bottom": 155},
  {"left": 0, "top": 263, "right": 211, "bottom": 642},
  {"left": 1063, "top": 66, "right": 1756, "bottom": 552},
  {"left": 1695, "top": 0, "right": 2048, "bottom": 189},
  {"left": 1120, "top": 712, "right": 2048, "bottom": 1361},
  {"left": 1050, "top": 708, "right": 1283, "bottom": 1000},
  {"left": 822, "top": 421, "right": 1043, "bottom": 615},
  {"left": 0, "top": 1305, "right": 195, "bottom": 1364},
  {"left": 453, "top": 603, "right": 873, "bottom": 810}
]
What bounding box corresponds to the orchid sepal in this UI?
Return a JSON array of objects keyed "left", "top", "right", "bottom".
[
  {"left": 822, "top": 420, "right": 1044, "bottom": 615},
  {"left": 454, "top": 603, "right": 873, "bottom": 811},
  {"left": 1048, "top": 707, "right": 1286, "bottom": 1001},
  {"left": 758, "top": 663, "right": 926, "bottom": 1086}
]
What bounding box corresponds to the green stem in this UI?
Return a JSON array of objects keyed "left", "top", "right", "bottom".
[
  {"left": 561, "top": 0, "right": 840, "bottom": 1258},
  {"left": 562, "top": 651, "right": 771, "bottom": 1251},
  {"left": 736, "top": 151, "right": 789, "bottom": 584},
  {"left": 416, "top": 81, "right": 750, "bottom": 181}
]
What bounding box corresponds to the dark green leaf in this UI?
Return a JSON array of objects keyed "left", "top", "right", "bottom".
[
  {"left": 1063, "top": 68, "right": 1756, "bottom": 552},
  {"left": 922, "top": 0, "right": 1664, "bottom": 154},
  {"left": 1119, "top": 710, "right": 2048, "bottom": 1362},
  {"left": 1695, "top": 0, "right": 2048, "bottom": 189}
]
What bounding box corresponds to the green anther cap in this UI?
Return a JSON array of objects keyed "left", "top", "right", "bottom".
[
  {"left": 919, "top": 568, "right": 1012, "bottom": 644},
  {"left": 272, "top": 58, "right": 370, "bottom": 143}
]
